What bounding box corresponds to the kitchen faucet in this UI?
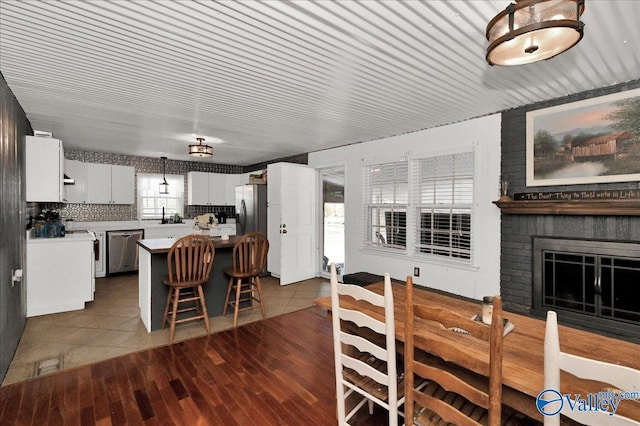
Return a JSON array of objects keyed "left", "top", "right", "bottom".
[{"left": 161, "top": 206, "right": 168, "bottom": 224}]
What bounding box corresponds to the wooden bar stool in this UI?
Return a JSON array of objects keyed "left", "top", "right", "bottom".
[
  {"left": 223, "top": 232, "right": 269, "bottom": 327},
  {"left": 162, "top": 234, "right": 215, "bottom": 343}
]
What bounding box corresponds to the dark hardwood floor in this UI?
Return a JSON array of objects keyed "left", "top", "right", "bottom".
[{"left": 0, "top": 307, "right": 390, "bottom": 425}]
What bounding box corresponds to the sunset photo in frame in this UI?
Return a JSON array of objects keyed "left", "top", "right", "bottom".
[{"left": 526, "top": 88, "right": 640, "bottom": 187}]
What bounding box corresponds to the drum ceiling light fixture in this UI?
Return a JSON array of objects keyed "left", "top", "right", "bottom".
[
  {"left": 189, "top": 137, "right": 213, "bottom": 157},
  {"left": 486, "top": 0, "right": 585, "bottom": 66}
]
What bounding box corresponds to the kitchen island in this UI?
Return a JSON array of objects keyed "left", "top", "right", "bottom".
[{"left": 137, "top": 235, "right": 241, "bottom": 332}]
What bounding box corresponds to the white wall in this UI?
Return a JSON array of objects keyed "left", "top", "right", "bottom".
[{"left": 308, "top": 114, "right": 502, "bottom": 300}]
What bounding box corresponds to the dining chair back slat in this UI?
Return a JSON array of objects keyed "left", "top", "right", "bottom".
[
  {"left": 331, "top": 263, "right": 402, "bottom": 426},
  {"left": 405, "top": 276, "right": 505, "bottom": 426},
  {"left": 543, "top": 310, "right": 640, "bottom": 426}
]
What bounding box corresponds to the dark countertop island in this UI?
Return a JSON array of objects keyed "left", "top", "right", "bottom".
[{"left": 137, "top": 235, "right": 241, "bottom": 332}]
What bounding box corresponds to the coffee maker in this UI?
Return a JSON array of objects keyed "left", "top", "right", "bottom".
[{"left": 217, "top": 212, "right": 227, "bottom": 224}]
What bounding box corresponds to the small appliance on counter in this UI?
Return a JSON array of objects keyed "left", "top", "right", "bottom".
[
  {"left": 217, "top": 211, "right": 227, "bottom": 224},
  {"left": 32, "top": 209, "right": 65, "bottom": 238}
]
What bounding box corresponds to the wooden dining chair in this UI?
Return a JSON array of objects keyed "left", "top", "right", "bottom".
[
  {"left": 543, "top": 310, "right": 640, "bottom": 426},
  {"left": 330, "top": 263, "right": 405, "bottom": 426},
  {"left": 404, "top": 276, "right": 515, "bottom": 426},
  {"left": 162, "top": 234, "right": 215, "bottom": 343},
  {"left": 223, "top": 232, "right": 269, "bottom": 327}
]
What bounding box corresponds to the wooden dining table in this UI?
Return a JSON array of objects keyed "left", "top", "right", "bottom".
[{"left": 314, "top": 281, "right": 640, "bottom": 423}]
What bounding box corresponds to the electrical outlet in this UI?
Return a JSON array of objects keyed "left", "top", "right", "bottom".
[{"left": 413, "top": 267, "right": 420, "bottom": 277}]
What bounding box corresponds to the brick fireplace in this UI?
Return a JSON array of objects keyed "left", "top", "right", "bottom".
[
  {"left": 498, "top": 80, "right": 640, "bottom": 343},
  {"left": 532, "top": 237, "right": 640, "bottom": 339}
]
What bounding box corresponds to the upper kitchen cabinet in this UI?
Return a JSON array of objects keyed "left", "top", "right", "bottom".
[
  {"left": 86, "top": 163, "right": 135, "bottom": 204},
  {"left": 187, "top": 172, "right": 228, "bottom": 206},
  {"left": 111, "top": 165, "right": 135, "bottom": 203},
  {"left": 26, "top": 136, "right": 64, "bottom": 202},
  {"left": 64, "top": 159, "right": 87, "bottom": 203},
  {"left": 225, "top": 173, "right": 249, "bottom": 205}
]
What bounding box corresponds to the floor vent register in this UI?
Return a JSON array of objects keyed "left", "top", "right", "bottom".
[{"left": 33, "top": 355, "right": 64, "bottom": 378}]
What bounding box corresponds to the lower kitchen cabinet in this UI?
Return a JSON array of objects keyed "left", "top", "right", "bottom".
[
  {"left": 26, "top": 236, "right": 95, "bottom": 317},
  {"left": 143, "top": 224, "right": 195, "bottom": 240}
]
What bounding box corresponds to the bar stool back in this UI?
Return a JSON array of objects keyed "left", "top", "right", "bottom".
[
  {"left": 223, "top": 232, "right": 269, "bottom": 327},
  {"left": 163, "top": 234, "right": 215, "bottom": 343}
]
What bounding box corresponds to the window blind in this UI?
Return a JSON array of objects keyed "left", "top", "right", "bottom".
[
  {"left": 137, "top": 173, "right": 184, "bottom": 219},
  {"left": 412, "top": 152, "right": 473, "bottom": 261},
  {"left": 362, "top": 161, "right": 408, "bottom": 250}
]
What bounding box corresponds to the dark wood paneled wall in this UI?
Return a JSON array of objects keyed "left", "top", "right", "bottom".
[{"left": 0, "top": 72, "right": 32, "bottom": 382}]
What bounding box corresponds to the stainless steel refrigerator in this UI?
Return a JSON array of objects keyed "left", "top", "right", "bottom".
[{"left": 235, "top": 184, "right": 267, "bottom": 236}]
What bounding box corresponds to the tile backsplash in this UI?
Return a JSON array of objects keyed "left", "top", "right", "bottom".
[{"left": 36, "top": 149, "right": 307, "bottom": 223}]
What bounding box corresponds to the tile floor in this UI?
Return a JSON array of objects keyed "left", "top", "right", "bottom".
[{"left": 2, "top": 273, "right": 330, "bottom": 386}]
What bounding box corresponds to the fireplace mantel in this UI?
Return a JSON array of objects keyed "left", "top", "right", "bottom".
[{"left": 493, "top": 199, "right": 640, "bottom": 216}]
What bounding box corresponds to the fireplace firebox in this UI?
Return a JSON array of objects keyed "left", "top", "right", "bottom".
[{"left": 533, "top": 237, "right": 640, "bottom": 340}]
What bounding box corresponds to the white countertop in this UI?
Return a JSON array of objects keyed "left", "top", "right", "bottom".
[
  {"left": 65, "top": 219, "right": 235, "bottom": 232},
  {"left": 27, "top": 230, "right": 95, "bottom": 243}
]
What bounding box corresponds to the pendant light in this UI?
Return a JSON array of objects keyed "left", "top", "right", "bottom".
[
  {"left": 189, "top": 137, "right": 213, "bottom": 157},
  {"left": 486, "top": 0, "right": 585, "bottom": 66},
  {"left": 159, "top": 156, "right": 169, "bottom": 194}
]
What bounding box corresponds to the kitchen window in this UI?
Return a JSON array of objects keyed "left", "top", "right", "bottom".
[
  {"left": 362, "top": 160, "right": 408, "bottom": 250},
  {"left": 412, "top": 152, "right": 474, "bottom": 261},
  {"left": 137, "top": 173, "right": 184, "bottom": 220}
]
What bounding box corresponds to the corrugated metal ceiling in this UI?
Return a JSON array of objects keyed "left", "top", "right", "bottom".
[{"left": 0, "top": 0, "right": 638, "bottom": 165}]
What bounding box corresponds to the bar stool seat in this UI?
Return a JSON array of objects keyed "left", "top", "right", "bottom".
[{"left": 162, "top": 234, "right": 215, "bottom": 343}]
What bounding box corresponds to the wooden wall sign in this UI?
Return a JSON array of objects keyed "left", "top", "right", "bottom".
[{"left": 514, "top": 189, "right": 640, "bottom": 201}]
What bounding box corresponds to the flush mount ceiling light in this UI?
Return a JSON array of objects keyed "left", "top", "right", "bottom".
[
  {"left": 189, "top": 137, "right": 213, "bottom": 157},
  {"left": 159, "top": 156, "right": 169, "bottom": 194},
  {"left": 486, "top": 0, "right": 585, "bottom": 66}
]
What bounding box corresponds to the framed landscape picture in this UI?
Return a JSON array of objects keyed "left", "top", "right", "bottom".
[{"left": 526, "top": 88, "right": 640, "bottom": 186}]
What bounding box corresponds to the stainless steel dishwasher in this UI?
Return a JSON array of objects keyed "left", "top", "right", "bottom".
[{"left": 106, "top": 229, "right": 144, "bottom": 275}]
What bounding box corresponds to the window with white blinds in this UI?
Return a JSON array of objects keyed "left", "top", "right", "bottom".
[
  {"left": 413, "top": 152, "right": 473, "bottom": 261},
  {"left": 362, "top": 161, "right": 408, "bottom": 250},
  {"left": 137, "top": 173, "right": 184, "bottom": 220}
]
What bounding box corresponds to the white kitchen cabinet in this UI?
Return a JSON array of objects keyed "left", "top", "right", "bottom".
[
  {"left": 187, "top": 172, "right": 210, "bottom": 205},
  {"left": 93, "top": 231, "right": 106, "bottom": 278},
  {"left": 26, "top": 136, "right": 64, "bottom": 202},
  {"left": 86, "top": 163, "right": 135, "bottom": 204},
  {"left": 143, "top": 224, "right": 194, "bottom": 239},
  {"left": 188, "top": 172, "right": 248, "bottom": 206},
  {"left": 86, "top": 163, "right": 111, "bottom": 203},
  {"left": 208, "top": 173, "right": 227, "bottom": 205},
  {"left": 225, "top": 173, "right": 249, "bottom": 205},
  {"left": 27, "top": 236, "right": 94, "bottom": 316},
  {"left": 209, "top": 223, "right": 237, "bottom": 237},
  {"left": 111, "top": 165, "right": 135, "bottom": 203},
  {"left": 64, "top": 159, "right": 87, "bottom": 203},
  {"left": 187, "top": 172, "right": 228, "bottom": 205}
]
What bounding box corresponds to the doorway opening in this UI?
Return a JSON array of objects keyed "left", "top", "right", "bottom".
[{"left": 319, "top": 166, "right": 345, "bottom": 280}]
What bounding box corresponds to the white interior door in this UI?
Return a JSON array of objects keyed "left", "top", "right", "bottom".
[{"left": 267, "top": 163, "right": 317, "bottom": 285}]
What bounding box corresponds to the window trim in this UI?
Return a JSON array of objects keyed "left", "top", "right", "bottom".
[{"left": 360, "top": 149, "right": 476, "bottom": 265}]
